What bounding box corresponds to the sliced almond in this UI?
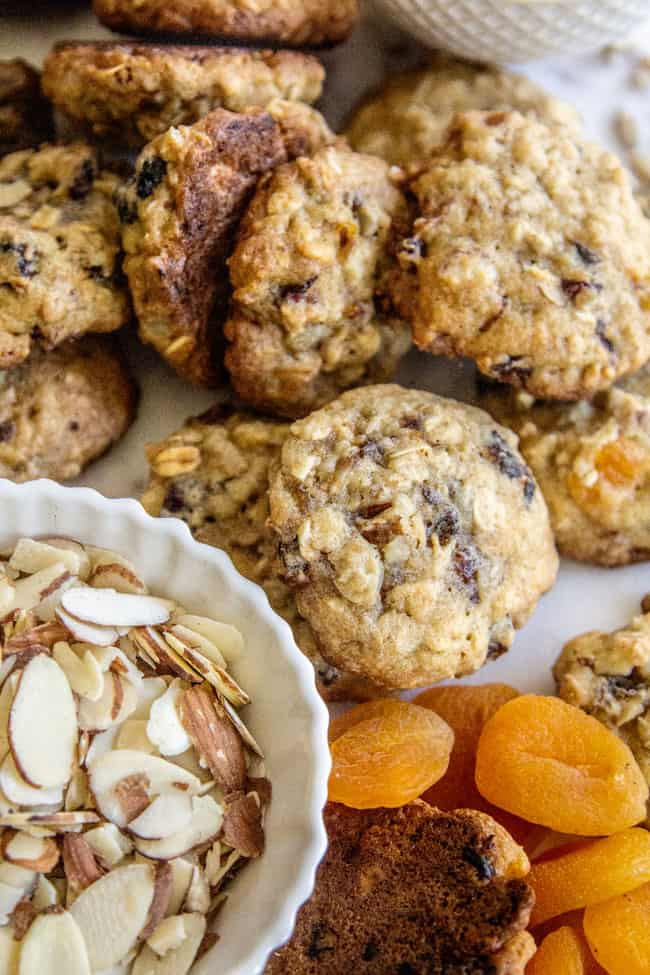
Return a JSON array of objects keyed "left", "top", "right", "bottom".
[
  {"left": 222, "top": 792, "right": 265, "bottom": 858},
  {"left": 206, "top": 848, "right": 240, "bottom": 892},
  {"left": 0, "top": 754, "right": 63, "bottom": 807},
  {"left": 133, "top": 628, "right": 201, "bottom": 684},
  {"left": 0, "top": 882, "right": 26, "bottom": 926},
  {"left": 129, "top": 793, "right": 193, "bottom": 841},
  {"left": 84, "top": 823, "right": 132, "bottom": 868},
  {"left": 88, "top": 562, "right": 147, "bottom": 595},
  {"left": 147, "top": 680, "right": 191, "bottom": 757},
  {"left": 165, "top": 634, "right": 249, "bottom": 708},
  {"left": 141, "top": 862, "right": 173, "bottom": 941},
  {"left": 117, "top": 719, "right": 156, "bottom": 755},
  {"left": 40, "top": 538, "right": 90, "bottom": 579},
  {"left": 168, "top": 624, "right": 228, "bottom": 670},
  {"left": 55, "top": 607, "right": 119, "bottom": 648},
  {"left": 4, "top": 621, "right": 68, "bottom": 655},
  {"left": 10, "top": 539, "right": 84, "bottom": 578},
  {"left": 146, "top": 915, "right": 187, "bottom": 957},
  {"left": 7, "top": 564, "right": 70, "bottom": 614},
  {"left": 9, "top": 654, "right": 77, "bottom": 789},
  {"left": 0, "top": 859, "right": 36, "bottom": 890},
  {"left": 69, "top": 863, "right": 155, "bottom": 972},
  {"left": 78, "top": 672, "right": 137, "bottom": 732},
  {"left": 82, "top": 726, "right": 119, "bottom": 769},
  {"left": 3, "top": 832, "right": 59, "bottom": 873},
  {"left": 53, "top": 642, "right": 104, "bottom": 702},
  {"left": 32, "top": 874, "right": 60, "bottom": 911},
  {"left": 133, "top": 912, "right": 206, "bottom": 975},
  {"left": 0, "top": 673, "right": 18, "bottom": 763},
  {"left": 62, "top": 833, "right": 104, "bottom": 900},
  {"left": 133, "top": 677, "right": 168, "bottom": 721},
  {"left": 174, "top": 616, "right": 244, "bottom": 662},
  {"left": 0, "top": 811, "right": 100, "bottom": 830},
  {"left": 167, "top": 859, "right": 193, "bottom": 917},
  {"left": 19, "top": 908, "right": 91, "bottom": 975},
  {"left": 65, "top": 765, "right": 90, "bottom": 813},
  {"left": 89, "top": 751, "right": 201, "bottom": 829},
  {"left": 183, "top": 864, "right": 210, "bottom": 914},
  {"left": 61, "top": 589, "right": 170, "bottom": 628},
  {"left": 10, "top": 898, "right": 36, "bottom": 940},
  {"left": 222, "top": 697, "right": 264, "bottom": 759},
  {"left": 179, "top": 686, "right": 247, "bottom": 794},
  {"left": 0, "top": 580, "right": 16, "bottom": 618},
  {"left": 133, "top": 795, "right": 223, "bottom": 861}
]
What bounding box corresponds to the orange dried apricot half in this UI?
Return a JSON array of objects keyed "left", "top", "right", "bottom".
[
  {"left": 529, "top": 828, "right": 650, "bottom": 927},
  {"left": 475, "top": 695, "right": 648, "bottom": 835},
  {"left": 328, "top": 700, "right": 454, "bottom": 809},
  {"left": 584, "top": 882, "right": 650, "bottom": 975},
  {"left": 527, "top": 927, "right": 585, "bottom": 975},
  {"left": 328, "top": 699, "right": 402, "bottom": 743}
]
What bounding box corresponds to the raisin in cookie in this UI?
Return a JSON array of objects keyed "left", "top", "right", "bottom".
[
  {"left": 346, "top": 55, "right": 580, "bottom": 168},
  {"left": 265, "top": 801, "right": 535, "bottom": 975},
  {"left": 141, "top": 405, "right": 384, "bottom": 701},
  {"left": 42, "top": 42, "right": 324, "bottom": 148},
  {"left": 0, "top": 59, "right": 53, "bottom": 155},
  {"left": 0, "top": 336, "right": 137, "bottom": 482},
  {"left": 0, "top": 144, "right": 129, "bottom": 367},
  {"left": 268, "top": 384, "right": 558, "bottom": 689},
  {"left": 118, "top": 102, "right": 333, "bottom": 387},
  {"left": 481, "top": 364, "right": 650, "bottom": 566},
  {"left": 391, "top": 111, "right": 650, "bottom": 401},
  {"left": 225, "top": 145, "right": 411, "bottom": 419},
  {"left": 555, "top": 600, "right": 650, "bottom": 804},
  {"left": 93, "top": 0, "right": 358, "bottom": 45}
]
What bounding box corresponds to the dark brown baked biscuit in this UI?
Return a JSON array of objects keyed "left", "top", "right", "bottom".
[
  {"left": 42, "top": 42, "right": 325, "bottom": 148},
  {"left": 117, "top": 102, "right": 334, "bottom": 386},
  {"left": 0, "top": 336, "right": 137, "bottom": 482},
  {"left": 0, "top": 59, "right": 53, "bottom": 155},
  {"left": 265, "top": 801, "right": 535, "bottom": 975},
  {"left": 92, "top": 0, "right": 359, "bottom": 46}
]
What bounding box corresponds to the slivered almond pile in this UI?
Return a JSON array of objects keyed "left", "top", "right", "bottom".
[{"left": 0, "top": 537, "right": 269, "bottom": 975}]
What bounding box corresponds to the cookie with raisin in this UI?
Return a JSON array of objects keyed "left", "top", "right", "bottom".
[{"left": 0, "top": 59, "right": 53, "bottom": 155}]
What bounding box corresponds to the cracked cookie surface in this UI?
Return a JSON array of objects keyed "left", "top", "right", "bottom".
[
  {"left": 118, "top": 102, "right": 333, "bottom": 387},
  {"left": 265, "top": 801, "right": 535, "bottom": 975},
  {"left": 140, "top": 405, "right": 384, "bottom": 701},
  {"left": 0, "top": 335, "right": 137, "bottom": 482},
  {"left": 555, "top": 601, "right": 650, "bottom": 809},
  {"left": 346, "top": 55, "right": 580, "bottom": 168},
  {"left": 42, "top": 42, "right": 324, "bottom": 148},
  {"left": 0, "top": 59, "right": 53, "bottom": 154},
  {"left": 390, "top": 110, "right": 650, "bottom": 401},
  {"left": 268, "top": 384, "right": 558, "bottom": 689},
  {"left": 92, "top": 0, "right": 359, "bottom": 45},
  {"left": 481, "top": 364, "right": 650, "bottom": 566},
  {"left": 225, "top": 145, "right": 411, "bottom": 419},
  {"left": 0, "top": 144, "right": 129, "bottom": 367}
]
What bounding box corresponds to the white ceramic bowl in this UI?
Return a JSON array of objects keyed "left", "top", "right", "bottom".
[
  {"left": 0, "top": 478, "right": 330, "bottom": 975},
  {"left": 372, "top": 0, "right": 649, "bottom": 62}
]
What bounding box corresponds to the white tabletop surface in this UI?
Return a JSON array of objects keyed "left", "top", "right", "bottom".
[{"left": 2, "top": 2, "right": 650, "bottom": 697}]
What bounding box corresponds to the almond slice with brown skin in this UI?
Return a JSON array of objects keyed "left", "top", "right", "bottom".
[
  {"left": 0, "top": 754, "right": 63, "bottom": 806},
  {"left": 8, "top": 564, "right": 71, "bottom": 614},
  {"left": 222, "top": 793, "right": 265, "bottom": 858},
  {"left": 165, "top": 634, "right": 249, "bottom": 708},
  {"left": 221, "top": 697, "right": 264, "bottom": 759},
  {"left": 173, "top": 616, "right": 244, "bottom": 662},
  {"left": 56, "top": 607, "right": 119, "bottom": 648},
  {"left": 61, "top": 589, "right": 170, "bottom": 628},
  {"left": 62, "top": 834, "right": 104, "bottom": 898},
  {"left": 179, "top": 686, "right": 247, "bottom": 794},
  {"left": 129, "top": 793, "right": 194, "bottom": 841},
  {"left": 2, "top": 832, "right": 60, "bottom": 873},
  {"left": 53, "top": 642, "right": 104, "bottom": 702},
  {"left": 4, "top": 621, "right": 68, "bottom": 654},
  {"left": 78, "top": 672, "right": 137, "bottom": 732},
  {"left": 132, "top": 913, "right": 206, "bottom": 975},
  {"left": 132, "top": 796, "right": 223, "bottom": 861},
  {"left": 9, "top": 539, "right": 84, "bottom": 578},
  {"left": 19, "top": 909, "right": 91, "bottom": 975},
  {"left": 141, "top": 862, "right": 173, "bottom": 941},
  {"left": 167, "top": 859, "right": 193, "bottom": 917},
  {"left": 88, "top": 562, "right": 147, "bottom": 595},
  {"left": 0, "top": 811, "right": 100, "bottom": 831},
  {"left": 10, "top": 899, "right": 36, "bottom": 940}
]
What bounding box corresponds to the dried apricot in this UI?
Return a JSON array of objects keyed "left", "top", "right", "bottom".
[
  {"left": 584, "top": 882, "right": 650, "bottom": 975},
  {"left": 527, "top": 927, "right": 585, "bottom": 975},
  {"left": 529, "top": 829, "right": 650, "bottom": 927},
  {"left": 475, "top": 695, "right": 648, "bottom": 835},
  {"left": 328, "top": 699, "right": 402, "bottom": 743},
  {"left": 328, "top": 700, "right": 454, "bottom": 809}
]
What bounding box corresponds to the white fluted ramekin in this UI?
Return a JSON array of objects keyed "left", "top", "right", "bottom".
[
  {"left": 0, "top": 478, "right": 330, "bottom": 975},
  {"left": 373, "top": 0, "right": 649, "bottom": 63}
]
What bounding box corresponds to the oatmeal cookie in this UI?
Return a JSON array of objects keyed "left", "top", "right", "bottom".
[
  {"left": 93, "top": 0, "right": 358, "bottom": 45},
  {"left": 391, "top": 110, "right": 650, "bottom": 401},
  {"left": 225, "top": 145, "right": 411, "bottom": 419},
  {"left": 268, "top": 384, "right": 558, "bottom": 689},
  {"left": 346, "top": 55, "right": 580, "bottom": 168},
  {"left": 141, "top": 404, "right": 384, "bottom": 701},
  {"left": 0, "top": 59, "right": 53, "bottom": 155},
  {"left": 0, "top": 336, "right": 137, "bottom": 482},
  {"left": 481, "top": 364, "right": 650, "bottom": 566},
  {"left": 42, "top": 42, "right": 325, "bottom": 148},
  {"left": 118, "top": 102, "right": 333, "bottom": 387},
  {"left": 265, "top": 801, "right": 535, "bottom": 975},
  {"left": 0, "top": 144, "right": 129, "bottom": 367},
  {"left": 554, "top": 600, "right": 650, "bottom": 802}
]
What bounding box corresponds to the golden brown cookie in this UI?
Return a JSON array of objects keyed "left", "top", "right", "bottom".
[
  {"left": 0, "top": 144, "right": 129, "bottom": 368},
  {"left": 140, "top": 404, "right": 385, "bottom": 702},
  {"left": 0, "top": 59, "right": 53, "bottom": 154},
  {"left": 42, "top": 42, "right": 325, "bottom": 148},
  {"left": 268, "top": 384, "right": 558, "bottom": 690},
  {"left": 117, "top": 102, "right": 333, "bottom": 387},
  {"left": 225, "top": 145, "right": 411, "bottom": 418},
  {"left": 480, "top": 364, "right": 650, "bottom": 566},
  {"left": 0, "top": 336, "right": 137, "bottom": 482},
  {"left": 391, "top": 110, "right": 650, "bottom": 402},
  {"left": 265, "top": 801, "right": 535, "bottom": 975}
]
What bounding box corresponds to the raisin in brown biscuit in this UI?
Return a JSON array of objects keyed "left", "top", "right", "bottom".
[
  {"left": 140, "top": 405, "right": 385, "bottom": 702},
  {"left": 269, "top": 384, "right": 558, "bottom": 690},
  {"left": 346, "top": 55, "right": 580, "bottom": 168},
  {"left": 117, "top": 102, "right": 333, "bottom": 387},
  {"left": 391, "top": 110, "right": 650, "bottom": 402},
  {"left": 480, "top": 364, "right": 650, "bottom": 567},
  {"left": 93, "top": 0, "right": 359, "bottom": 46},
  {"left": 265, "top": 801, "right": 535, "bottom": 975},
  {"left": 0, "top": 60, "right": 53, "bottom": 156},
  {"left": 225, "top": 145, "right": 411, "bottom": 419},
  {"left": 42, "top": 42, "right": 325, "bottom": 148},
  {"left": 0, "top": 336, "right": 137, "bottom": 482},
  {"left": 0, "top": 144, "right": 129, "bottom": 367}
]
